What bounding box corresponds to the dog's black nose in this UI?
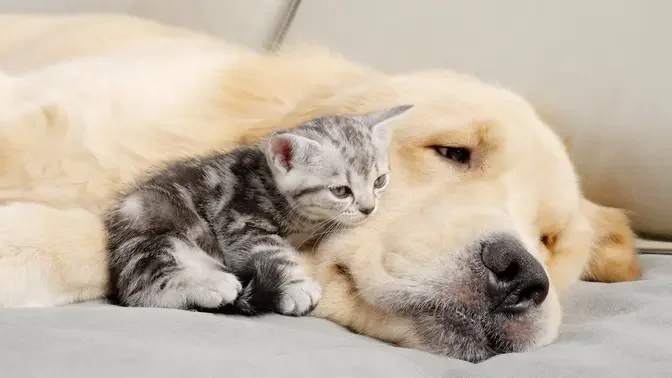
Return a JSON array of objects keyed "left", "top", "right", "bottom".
[{"left": 481, "top": 234, "right": 550, "bottom": 314}]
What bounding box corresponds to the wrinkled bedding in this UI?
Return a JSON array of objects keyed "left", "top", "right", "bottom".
[{"left": 1, "top": 254, "right": 670, "bottom": 378}]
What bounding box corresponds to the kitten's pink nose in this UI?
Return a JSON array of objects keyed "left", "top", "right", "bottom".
[{"left": 359, "top": 206, "right": 375, "bottom": 215}]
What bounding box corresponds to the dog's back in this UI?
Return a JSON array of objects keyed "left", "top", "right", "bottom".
[{"left": 0, "top": 13, "right": 209, "bottom": 73}]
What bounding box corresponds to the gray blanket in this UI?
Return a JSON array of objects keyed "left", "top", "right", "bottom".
[{"left": 1, "top": 254, "right": 671, "bottom": 378}]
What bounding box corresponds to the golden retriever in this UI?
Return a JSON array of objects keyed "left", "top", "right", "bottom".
[{"left": 0, "top": 14, "right": 640, "bottom": 361}]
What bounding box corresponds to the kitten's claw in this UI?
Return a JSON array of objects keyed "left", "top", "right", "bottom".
[
  {"left": 189, "top": 271, "right": 242, "bottom": 309},
  {"left": 277, "top": 278, "right": 322, "bottom": 316}
]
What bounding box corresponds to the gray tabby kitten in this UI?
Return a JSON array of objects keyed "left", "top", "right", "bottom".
[{"left": 105, "top": 105, "right": 412, "bottom": 316}]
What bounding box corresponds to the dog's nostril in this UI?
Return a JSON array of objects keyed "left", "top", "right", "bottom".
[
  {"left": 481, "top": 234, "right": 550, "bottom": 314},
  {"left": 495, "top": 261, "right": 519, "bottom": 282},
  {"left": 520, "top": 283, "right": 548, "bottom": 306}
]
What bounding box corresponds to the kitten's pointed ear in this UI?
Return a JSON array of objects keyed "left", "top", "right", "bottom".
[
  {"left": 266, "top": 133, "right": 321, "bottom": 173},
  {"left": 364, "top": 104, "right": 413, "bottom": 147}
]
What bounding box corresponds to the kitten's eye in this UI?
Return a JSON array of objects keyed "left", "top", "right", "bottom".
[
  {"left": 433, "top": 146, "right": 471, "bottom": 164},
  {"left": 329, "top": 186, "right": 352, "bottom": 199},
  {"left": 373, "top": 174, "right": 388, "bottom": 189}
]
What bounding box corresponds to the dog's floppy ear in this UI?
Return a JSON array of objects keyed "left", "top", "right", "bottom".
[
  {"left": 562, "top": 136, "right": 573, "bottom": 155},
  {"left": 580, "top": 198, "right": 642, "bottom": 282}
]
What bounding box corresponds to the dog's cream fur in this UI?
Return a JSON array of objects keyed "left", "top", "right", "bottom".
[{"left": 0, "top": 14, "right": 641, "bottom": 355}]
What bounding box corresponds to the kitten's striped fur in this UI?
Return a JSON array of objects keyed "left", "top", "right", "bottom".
[{"left": 105, "top": 105, "right": 411, "bottom": 316}]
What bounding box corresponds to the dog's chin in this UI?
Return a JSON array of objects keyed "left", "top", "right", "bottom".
[
  {"left": 407, "top": 305, "right": 549, "bottom": 363},
  {"left": 362, "top": 265, "right": 556, "bottom": 362}
]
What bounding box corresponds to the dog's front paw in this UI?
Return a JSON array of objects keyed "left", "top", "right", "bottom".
[{"left": 277, "top": 278, "right": 322, "bottom": 316}]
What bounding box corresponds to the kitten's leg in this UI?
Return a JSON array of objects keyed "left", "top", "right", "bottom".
[
  {"left": 108, "top": 188, "right": 242, "bottom": 310},
  {"left": 234, "top": 234, "right": 321, "bottom": 316},
  {"left": 111, "top": 234, "right": 242, "bottom": 309}
]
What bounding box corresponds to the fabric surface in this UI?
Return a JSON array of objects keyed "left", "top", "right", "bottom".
[{"left": 1, "top": 254, "right": 670, "bottom": 378}]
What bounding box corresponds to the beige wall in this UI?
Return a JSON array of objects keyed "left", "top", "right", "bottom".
[
  {"left": 132, "top": 0, "right": 291, "bottom": 48},
  {"left": 0, "top": 0, "right": 136, "bottom": 13},
  {"left": 0, "top": 0, "right": 290, "bottom": 49},
  {"left": 285, "top": 0, "right": 672, "bottom": 238}
]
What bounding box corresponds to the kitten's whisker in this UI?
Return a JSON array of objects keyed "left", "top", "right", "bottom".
[
  {"left": 295, "top": 216, "right": 339, "bottom": 250},
  {"left": 311, "top": 220, "right": 346, "bottom": 254},
  {"left": 279, "top": 201, "right": 305, "bottom": 229},
  {"left": 280, "top": 202, "right": 301, "bottom": 219}
]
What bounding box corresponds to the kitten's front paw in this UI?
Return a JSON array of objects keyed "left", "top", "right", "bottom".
[
  {"left": 190, "top": 271, "right": 242, "bottom": 309},
  {"left": 277, "top": 278, "right": 322, "bottom": 316}
]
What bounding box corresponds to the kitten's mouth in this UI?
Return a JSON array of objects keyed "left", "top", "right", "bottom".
[
  {"left": 339, "top": 213, "right": 372, "bottom": 226},
  {"left": 330, "top": 215, "right": 364, "bottom": 227},
  {"left": 344, "top": 218, "right": 368, "bottom": 226}
]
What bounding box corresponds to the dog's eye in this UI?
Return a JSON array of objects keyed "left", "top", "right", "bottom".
[
  {"left": 434, "top": 146, "right": 471, "bottom": 164},
  {"left": 540, "top": 234, "right": 558, "bottom": 249}
]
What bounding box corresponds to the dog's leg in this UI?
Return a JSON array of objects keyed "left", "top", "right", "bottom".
[{"left": 0, "top": 202, "right": 109, "bottom": 307}]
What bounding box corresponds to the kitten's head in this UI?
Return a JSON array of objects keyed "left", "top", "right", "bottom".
[{"left": 264, "top": 105, "right": 413, "bottom": 226}]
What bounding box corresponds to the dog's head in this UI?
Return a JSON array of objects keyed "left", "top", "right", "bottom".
[
  {"left": 288, "top": 71, "right": 638, "bottom": 362},
  {"left": 224, "top": 52, "right": 639, "bottom": 362}
]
